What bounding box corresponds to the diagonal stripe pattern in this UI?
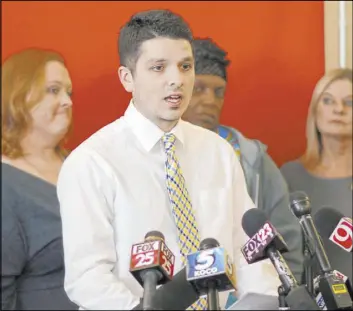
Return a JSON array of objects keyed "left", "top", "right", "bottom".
[{"left": 162, "top": 133, "right": 207, "bottom": 310}]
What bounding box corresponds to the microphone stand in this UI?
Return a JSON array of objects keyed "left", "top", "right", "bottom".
[{"left": 278, "top": 285, "right": 290, "bottom": 310}]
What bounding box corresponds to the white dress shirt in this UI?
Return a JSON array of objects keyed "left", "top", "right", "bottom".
[{"left": 57, "top": 102, "right": 280, "bottom": 310}]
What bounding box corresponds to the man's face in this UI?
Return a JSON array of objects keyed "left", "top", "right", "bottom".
[
  {"left": 119, "top": 37, "right": 195, "bottom": 132},
  {"left": 182, "top": 74, "right": 226, "bottom": 131}
]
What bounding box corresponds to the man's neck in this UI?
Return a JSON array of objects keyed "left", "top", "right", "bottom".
[
  {"left": 157, "top": 120, "right": 179, "bottom": 133},
  {"left": 132, "top": 100, "right": 180, "bottom": 133}
]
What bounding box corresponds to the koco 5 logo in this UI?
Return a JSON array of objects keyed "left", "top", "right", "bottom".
[
  {"left": 194, "top": 249, "right": 217, "bottom": 277},
  {"left": 329, "top": 218, "right": 353, "bottom": 252}
]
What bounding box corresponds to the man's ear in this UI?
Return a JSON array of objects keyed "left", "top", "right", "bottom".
[{"left": 118, "top": 66, "right": 134, "bottom": 93}]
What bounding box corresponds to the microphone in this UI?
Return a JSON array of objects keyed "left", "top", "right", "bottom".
[
  {"left": 240, "top": 209, "right": 289, "bottom": 265},
  {"left": 289, "top": 192, "right": 352, "bottom": 310},
  {"left": 130, "top": 231, "right": 175, "bottom": 310},
  {"left": 314, "top": 270, "right": 353, "bottom": 310},
  {"left": 289, "top": 191, "right": 331, "bottom": 273},
  {"left": 313, "top": 208, "right": 353, "bottom": 301},
  {"left": 241, "top": 208, "right": 320, "bottom": 310},
  {"left": 289, "top": 191, "right": 316, "bottom": 294},
  {"left": 332, "top": 270, "right": 353, "bottom": 301},
  {"left": 186, "top": 238, "right": 236, "bottom": 310},
  {"left": 313, "top": 208, "right": 352, "bottom": 253},
  {"left": 241, "top": 208, "right": 297, "bottom": 292},
  {"left": 132, "top": 267, "right": 199, "bottom": 310}
]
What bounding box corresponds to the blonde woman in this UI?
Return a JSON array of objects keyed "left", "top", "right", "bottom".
[
  {"left": 281, "top": 68, "right": 352, "bottom": 281},
  {"left": 1, "top": 49, "right": 77, "bottom": 310}
]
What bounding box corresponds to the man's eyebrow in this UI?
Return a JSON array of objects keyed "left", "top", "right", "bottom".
[
  {"left": 147, "top": 58, "right": 167, "bottom": 64},
  {"left": 146, "top": 57, "right": 194, "bottom": 64},
  {"left": 180, "top": 56, "right": 194, "bottom": 62}
]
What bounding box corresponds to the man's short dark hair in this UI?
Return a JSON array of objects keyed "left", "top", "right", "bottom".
[
  {"left": 192, "top": 38, "right": 230, "bottom": 81},
  {"left": 118, "top": 9, "right": 193, "bottom": 73}
]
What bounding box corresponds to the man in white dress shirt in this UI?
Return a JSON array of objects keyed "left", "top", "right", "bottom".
[{"left": 57, "top": 9, "right": 280, "bottom": 310}]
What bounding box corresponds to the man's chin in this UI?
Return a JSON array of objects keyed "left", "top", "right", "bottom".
[
  {"left": 159, "top": 114, "right": 181, "bottom": 123},
  {"left": 162, "top": 109, "right": 185, "bottom": 122}
]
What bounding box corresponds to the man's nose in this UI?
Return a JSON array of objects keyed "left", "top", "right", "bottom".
[
  {"left": 167, "top": 67, "right": 184, "bottom": 89},
  {"left": 201, "top": 88, "right": 216, "bottom": 105}
]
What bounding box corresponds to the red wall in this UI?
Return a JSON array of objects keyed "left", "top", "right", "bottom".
[{"left": 2, "top": 1, "right": 325, "bottom": 166}]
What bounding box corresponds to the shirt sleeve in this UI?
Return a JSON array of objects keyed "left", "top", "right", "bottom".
[
  {"left": 230, "top": 151, "right": 281, "bottom": 299},
  {"left": 57, "top": 148, "right": 140, "bottom": 310},
  {"left": 1, "top": 186, "right": 27, "bottom": 310}
]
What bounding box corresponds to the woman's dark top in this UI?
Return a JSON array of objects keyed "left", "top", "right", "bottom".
[{"left": 1, "top": 163, "right": 77, "bottom": 310}]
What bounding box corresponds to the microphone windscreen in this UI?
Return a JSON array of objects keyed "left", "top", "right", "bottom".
[
  {"left": 289, "top": 191, "right": 309, "bottom": 205},
  {"left": 241, "top": 208, "right": 268, "bottom": 237},
  {"left": 200, "top": 238, "right": 220, "bottom": 250},
  {"left": 144, "top": 230, "right": 165, "bottom": 241},
  {"left": 313, "top": 207, "right": 344, "bottom": 239},
  {"left": 289, "top": 191, "right": 311, "bottom": 217}
]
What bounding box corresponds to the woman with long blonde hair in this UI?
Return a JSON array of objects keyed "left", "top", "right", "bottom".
[
  {"left": 281, "top": 68, "right": 352, "bottom": 281},
  {"left": 1, "top": 48, "right": 77, "bottom": 310}
]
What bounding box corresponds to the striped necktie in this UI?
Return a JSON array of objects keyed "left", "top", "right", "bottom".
[{"left": 162, "top": 133, "right": 208, "bottom": 310}]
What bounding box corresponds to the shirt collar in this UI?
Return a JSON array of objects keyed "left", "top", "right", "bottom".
[{"left": 124, "top": 100, "right": 185, "bottom": 152}]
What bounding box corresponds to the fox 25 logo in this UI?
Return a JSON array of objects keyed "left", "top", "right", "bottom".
[{"left": 193, "top": 249, "right": 217, "bottom": 277}]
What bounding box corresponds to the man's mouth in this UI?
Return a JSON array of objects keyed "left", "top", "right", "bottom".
[{"left": 164, "top": 95, "right": 183, "bottom": 105}]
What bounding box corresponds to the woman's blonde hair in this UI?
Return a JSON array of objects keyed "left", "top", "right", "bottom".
[
  {"left": 2, "top": 48, "right": 72, "bottom": 159},
  {"left": 301, "top": 68, "right": 352, "bottom": 168}
]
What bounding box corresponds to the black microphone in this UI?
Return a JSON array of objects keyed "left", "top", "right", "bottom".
[
  {"left": 313, "top": 270, "right": 353, "bottom": 310},
  {"left": 289, "top": 191, "right": 316, "bottom": 294},
  {"left": 289, "top": 192, "right": 352, "bottom": 310},
  {"left": 241, "top": 208, "right": 320, "bottom": 310},
  {"left": 314, "top": 208, "right": 353, "bottom": 301},
  {"left": 185, "top": 238, "right": 236, "bottom": 310},
  {"left": 129, "top": 231, "right": 175, "bottom": 310},
  {"left": 132, "top": 266, "right": 199, "bottom": 310},
  {"left": 241, "top": 208, "right": 297, "bottom": 292},
  {"left": 314, "top": 207, "right": 352, "bottom": 255},
  {"left": 289, "top": 192, "right": 332, "bottom": 274}
]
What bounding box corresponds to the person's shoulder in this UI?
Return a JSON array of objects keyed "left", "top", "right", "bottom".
[
  {"left": 1, "top": 162, "right": 22, "bottom": 214},
  {"left": 84, "top": 117, "right": 127, "bottom": 146},
  {"left": 280, "top": 159, "right": 302, "bottom": 172},
  {"left": 65, "top": 117, "right": 128, "bottom": 160},
  {"left": 280, "top": 159, "right": 305, "bottom": 181},
  {"left": 182, "top": 121, "right": 235, "bottom": 152},
  {"left": 1, "top": 159, "right": 21, "bottom": 191},
  {"left": 220, "top": 125, "right": 266, "bottom": 151}
]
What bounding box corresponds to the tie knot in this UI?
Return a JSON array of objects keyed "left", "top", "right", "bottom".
[{"left": 162, "top": 133, "right": 176, "bottom": 154}]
